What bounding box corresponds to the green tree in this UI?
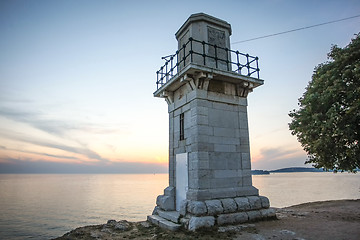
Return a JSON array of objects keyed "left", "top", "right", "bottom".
[{"left": 289, "top": 33, "right": 360, "bottom": 172}]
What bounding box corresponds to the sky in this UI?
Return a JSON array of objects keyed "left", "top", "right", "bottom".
[{"left": 0, "top": 0, "right": 359, "bottom": 173}]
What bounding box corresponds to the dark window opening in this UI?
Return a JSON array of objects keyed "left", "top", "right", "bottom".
[{"left": 180, "top": 113, "right": 184, "bottom": 140}]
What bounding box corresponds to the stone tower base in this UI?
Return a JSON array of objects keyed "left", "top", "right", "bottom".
[{"left": 148, "top": 188, "right": 276, "bottom": 231}]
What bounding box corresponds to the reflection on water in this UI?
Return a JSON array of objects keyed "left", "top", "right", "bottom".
[
  {"left": 0, "top": 172, "right": 359, "bottom": 239},
  {"left": 0, "top": 174, "right": 168, "bottom": 240},
  {"left": 253, "top": 172, "right": 360, "bottom": 208}
]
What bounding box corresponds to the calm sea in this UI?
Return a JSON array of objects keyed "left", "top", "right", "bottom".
[{"left": 0, "top": 172, "right": 359, "bottom": 240}]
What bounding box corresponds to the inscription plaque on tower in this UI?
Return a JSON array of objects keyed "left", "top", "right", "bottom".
[{"left": 207, "top": 26, "right": 227, "bottom": 67}]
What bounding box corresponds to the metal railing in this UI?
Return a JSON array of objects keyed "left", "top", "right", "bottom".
[{"left": 156, "top": 37, "right": 260, "bottom": 89}]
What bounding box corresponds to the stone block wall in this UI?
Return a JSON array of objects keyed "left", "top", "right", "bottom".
[
  {"left": 166, "top": 86, "right": 258, "bottom": 201},
  {"left": 153, "top": 194, "right": 276, "bottom": 231}
]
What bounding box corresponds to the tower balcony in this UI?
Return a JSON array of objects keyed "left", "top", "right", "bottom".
[{"left": 154, "top": 37, "right": 264, "bottom": 98}]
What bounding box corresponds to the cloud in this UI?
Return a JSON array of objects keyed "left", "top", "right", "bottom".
[
  {"left": 0, "top": 130, "right": 108, "bottom": 162},
  {"left": 0, "top": 106, "right": 123, "bottom": 137},
  {"left": 0, "top": 158, "right": 168, "bottom": 174},
  {"left": 4, "top": 146, "right": 79, "bottom": 161},
  {"left": 0, "top": 106, "right": 120, "bottom": 163},
  {"left": 0, "top": 107, "right": 82, "bottom": 136}
]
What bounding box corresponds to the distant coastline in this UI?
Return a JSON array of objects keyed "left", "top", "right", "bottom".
[{"left": 252, "top": 167, "right": 326, "bottom": 175}]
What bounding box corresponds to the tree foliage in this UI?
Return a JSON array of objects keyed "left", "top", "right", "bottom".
[{"left": 289, "top": 33, "right": 360, "bottom": 172}]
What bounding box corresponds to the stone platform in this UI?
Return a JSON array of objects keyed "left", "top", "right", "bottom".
[{"left": 148, "top": 194, "right": 276, "bottom": 231}]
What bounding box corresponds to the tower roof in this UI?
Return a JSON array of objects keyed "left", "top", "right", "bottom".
[{"left": 175, "top": 13, "right": 232, "bottom": 38}]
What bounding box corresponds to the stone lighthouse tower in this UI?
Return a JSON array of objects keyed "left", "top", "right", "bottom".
[{"left": 148, "top": 13, "right": 275, "bottom": 231}]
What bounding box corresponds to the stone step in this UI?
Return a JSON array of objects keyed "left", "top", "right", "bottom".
[
  {"left": 147, "top": 215, "right": 181, "bottom": 231},
  {"left": 157, "top": 210, "right": 180, "bottom": 223}
]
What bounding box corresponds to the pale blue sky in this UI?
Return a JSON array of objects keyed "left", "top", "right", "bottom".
[{"left": 0, "top": 0, "right": 359, "bottom": 172}]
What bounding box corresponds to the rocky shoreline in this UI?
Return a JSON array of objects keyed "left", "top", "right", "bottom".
[{"left": 54, "top": 199, "right": 360, "bottom": 240}]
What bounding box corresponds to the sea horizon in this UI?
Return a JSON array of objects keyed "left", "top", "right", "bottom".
[{"left": 0, "top": 166, "right": 338, "bottom": 175}]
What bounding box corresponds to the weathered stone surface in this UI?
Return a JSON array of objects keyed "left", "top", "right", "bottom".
[
  {"left": 157, "top": 195, "right": 175, "bottom": 211},
  {"left": 221, "top": 198, "right": 237, "bottom": 213},
  {"left": 180, "top": 217, "right": 190, "bottom": 229},
  {"left": 218, "top": 223, "right": 255, "bottom": 232},
  {"left": 147, "top": 215, "right": 181, "bottom": 231},
  {"left": 187, "top": 201, "right": 207, "bottom": 216},
  {"left": 147, "top": 215, "right": 162, "bottom": 225},
  {"left": 235, "top": 197, "right": 250, "bottom": 211},
  {"left": 259, "top": 196, "right": 270, "bottom": 208},
  {"left": 217, "top": 212, "right": 248, "bottom": 225},
  {"left": 157, "top": 210, "right": 180, "bottom": 223},
  {"left": 164, "top": 186, "right": 175, "bottom": 197},
  {"left": 106, "top": 220, "right": 116, "bottom": 225},
  {"left": 247, "top": 196, "right": 262, "bottom": 210},
  {"left": 152, "top": 206, "right": 159, "bottom": 215},
  {"left": 205, "top": 199, "right": 223, "bottom": 215},
  {"left": 158, "top": 219, "right": 181, "bottom": 231},
  {"left": 188, "top": 216, "right": 215, "bottom": 231},
  {"left": 260, "top": 208, "right": 276, "bottom": 218},
  {"left": 114, "top": 221, "right": 131, "bottom": 231},
  {"left": 140, "top": 221, "right": 151, "bottom": 228},
  {"left": 247, "top": 210, "right": 262, "bottom": 221},
  {"left": 179, "top": 200, "right": 188, "bottom": 216},
  {"left": 102, "top": 220, "right": 131, "bottom": 233},
  {"left": 156, "top": 195, "right": 163, "bottom": 206}
]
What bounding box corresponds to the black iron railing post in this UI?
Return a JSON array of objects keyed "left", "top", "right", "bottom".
[
  {"left": 246, "top": 54, "right": 250, "bottom": 76},
  {"left": 202, "top": 41, "right": 206, "bottom": 65},
  {"left": 183, "top": 44, "right": 186, "bottom": 67},
  {"left": 256, "top": 57, "right": 260, "bottom": 79},
  {"left": 236, "top": 51, "right": 240, "bottom": 74},
  {"left": 156, "top": 71, "right": 159, "bottom": 89},
  {"left": 225, "top": 48, "right": 229, "bottom": 71},
  {"left": 214, "top": 45, "right": 218, "bottom": 69},
  {"left": 189, "top": 38, "right": 193, "bottom": 63},
  {"left": 176, "top": 50, "right": 179, "bottom": 74},
  {"left": 170, "top": 56, "right": 173, "bottom": 78},
  {"left": 160, "top": 67, "right": 164, "bottom": 83}
]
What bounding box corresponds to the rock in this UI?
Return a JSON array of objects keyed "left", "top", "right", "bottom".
[
  {"left": 218, "top": 225, "right": 241, "bottom": 233},
  {"left": 157, "top": 195, "right": 175, "bottom": 211},
  {"left": 179, "top": 200, "right": 188, "bottom": 216},
  {"left": 90, "top": 231, "right": 103, "bottom": 238},
  {"left": 221, "top": 198, "right": 237, "bottom": 213},
  {"left": 205, "top": 199, "right": 224, "bottom": 215},
  {"left": 279, "top": 229, "right": 296, "bottom": 235},
  {"left": 187, "top": 201, "right": 207, "bottom": 216},
  {"left": 140, "top": 221, "right": 151, "bottom": 228},
  {"left": 101, "top": 226, "right": 112, "bottom": 234},
  {"left": 260, "top": 208, "right": 276, "bottom": 218},
  {"left": 218, "top": 224, "right": 256, "bottom": 232},
  {"left": 235, "top": 197, "right": 251, "bottom": 211},
  {"left": 259, "top": 196, "right": 270, "bottom": 208},
  {"left": 247, "top": 196, "right": 262, "bottom": 210},
  {"left": 247, "top": 210, "right": 262, "bottom": 221},
  {"left": 180, "top": 217, "right": 190, "bottom": 229},
  {"left": 217, "top": 212, "right": 248, "bottom": 225},
  {"left": 152, "top": 206, "right": 159, "bottom": 215},
  {"left": 164, "top": 186, "right": 175, "bottom": 196},
  {"left": 106, "top": 219, "right": 117, "bottom": 225},
  {"left": 157, "top": 210, "right": 180, "bottom": 223},
  {"left": 114, "top": 220, "right": 131, "bottom": 231},
  {"left": 188, "top": 216, "right": 215, "bottom": 231},
  {"left": 102, "top": 220, "right": 131, "bottom": 233}
]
